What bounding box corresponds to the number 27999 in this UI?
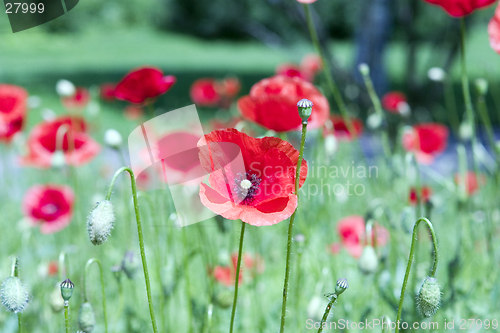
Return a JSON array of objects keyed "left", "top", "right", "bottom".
[{"left": 5, "top": 3, "right": 45, "bottom": 14}]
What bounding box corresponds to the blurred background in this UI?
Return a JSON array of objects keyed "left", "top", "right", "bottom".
[{"left": 0, "top": 0, "right": 499, "bottom": 125}]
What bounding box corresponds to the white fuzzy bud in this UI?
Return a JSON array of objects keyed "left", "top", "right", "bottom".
[
  {"left": 416, "top": 277, "right": 441, "bottom": 317},
  {"left": 104, "top": 129, "right": 123, "bottom": 149},
  {"left": 427, "top": 67, "right": 446, "bottom": 82},
  {"left": 78, "top": 302, "right": 96, "bottom": 332},
  {"left": 358, "top": 246, "right": 378, "bottom": 274},
  {"left": 56, "top": 79, "right": 76, "bottom": 97},
  {"left": 1, "top": 277, "right": 29, "bottom": 313},
  {"left": 358, "top": 63, "right": 370, "bottom": 76},
  {"left": 367, "top": 113, "right": 383, "bottom": 130},
  {"left": 87, "top": 200, "right": 115, "bottom": 245}
]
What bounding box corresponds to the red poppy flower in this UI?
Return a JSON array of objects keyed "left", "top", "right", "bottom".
[
  {"left": 212, "top": 252, "right": 263, "bottom": 286},
  {"left": 114, "top": 67, "right": 176, "bottom": 104},
  {"left": 454, "top": 171, "right": 484, "bottom": 195},
  {"left": 213, "top": 266, "right": 241, "bottom": 286},
  {"left": 301, "top": 54, "right": 323, "bottom": 76},
  {"left": 62, "top": 87, "right": 90, "bottom": 111},
  {"left": 0, "top": 84, "right": 28, "bottom": 142},
  {"left": 324, "top": 115, "right": 363, "bottom": 141},
  {"left": 22, "top": 184, "right": 74, "bottom": 234},
  {"left": 21, "top": 116, "right": 100, "bottom": 168},
  {"left": 231, "top": 253, "right": 265, "bottom": 275},
  {"left": 409, "top": 186, "right": 433, "bottom": 205},
  {"left": 422, "top": 0, "right": 496, "bottom": 17},
  {"left": 381, "top": 91, "right": 407, "bottom": 113},
  {"left": 124, "top": 106, "right": 144, "bottom": 120},
  {"left": 198, "top": 129, "right": 307, "bottom": 226},
  {"left": 238, "top": 75, "right": 329, "bottom": 132},
  {"left": 402, "top": 123, "right": 449, "bottom": 164},
  {"left": 100, "top": 83, "right": 116, "bottom": 101},
  {"left": 48, "top": 261, "right": 59, "bottom": 276},
  {"left": 220, "top": 77, "right": 241, "bottom": 98},
  {"left": 275, "top": 63, "right": 312, "bottom": 82},
  {"left": 190, "top": 78, "right": 221, "bottom": 107},
  {"left": 488, "top": 4, "right": 500, "bottom": 54},
  {"left": 336, "top": 215, "right": 388, "bottom": 258}
]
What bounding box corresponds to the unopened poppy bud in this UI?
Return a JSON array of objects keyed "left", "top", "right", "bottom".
[
  {"left": 56, "top": 79, "right": 76, "bottom": 97},
  {"left": 427, "top": 67, "right": 446, "bottom": 82},
  {"left": 87, "top": 200, "right": 115, "bottom": 245},
  {"left": 474, "top": 78, "right": 488, "bottom": 96},
  {"left": 104, "top": 129, "right": 123, "bottom": 149},
  {"left": 49, "top": 286, "right": 65, "bottom": 312},
  {"left": 213, "top": 290, "right": 233, "bottom": 309},
  {"left": 78, "top": 302, "right": 96, "bottom": 332},
  {"left": 358, "top": 246, "right": 378, "bottom": 274},
  {"left": 416, "top": 277, "right": 441, "bottom": 318},
  {"left": 459, "top": 121, "right": 473, "bottom": 141},
  {"left": 335, "top": 278, "right": 348, "bottom": 296},
  {"left": 358, "top": 63, "right": 370, "bottom": 76},
  {"left": 1, "top": 277, "right": 29, "bottom": 313},
  {"left": 367, "top": 113, "right": 383, "bottom": 130},
  {"left": 60, "top": 279, "right": 74, "bottom": 302},
  {"left": 324, "top": 134, "right": 338, "bottom": 156},
  {"left": 122, "top": 251, "right": 140, "bottom": 279},
  {"left": 297, "top": 99, "right": 313, "bottom": 122},
  {"left": 51, "top": 150, "right": 66, "bottom": 168}
]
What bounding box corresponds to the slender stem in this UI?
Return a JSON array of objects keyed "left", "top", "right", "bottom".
[
  {"left": 302, "top": 3, "right": 354, "bottom": 134},
  {"left": 395, "top": 217, "right": 439, "bottom": 333},
  {"left": 181, "top": 228, "right": 194, "bottom": 333},
  {"left": 64, "top": 303, "right": 70, "bottom": 333},
  {"left": 11, "top": 257, "right": 18, "bottom": 277},
  {"left": 317, "top": 294, "right": 338, "bottom": 333},
  {"left": 105, "top": 167, "right": 158, "bottom": 333},
  {"left": 279, "top": 122, "right": 308, "bottom": 333},
  {"left": 229, "top": 221, "right": 247, "bottom": 333},
  {"left": 476, "top": 94, "right": 499, "bottom": 164},
  {"left": 18, "top": 313, "right": 21, "bottom": 333},
  {"left": 83, "top": 259, "right": 108, "bottom": 333},
  {"left": 444, "top": 78, "right": 460, "bottom": 135},
  {"left": 58, "top": 252, "right": 70, "bottom": 281}
]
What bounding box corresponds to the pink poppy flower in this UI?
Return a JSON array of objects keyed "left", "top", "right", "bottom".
[
  {"left": 62, "top": 87, "right": 90, "bottom": 111},
  {"left": 336, "top": 215, "right": 389, "bottom": 258},
  {"left": 0, "top": 84, "right": 28, "bottom": 142},
  {"left": 422, "top": 0, "right": 496, "bottom": 18},
  {"left": 402, "top": 123, "right": 449, "bottom": 164},
  {"left": 488, "top": 4, "right": 500, "bottom": 54}
]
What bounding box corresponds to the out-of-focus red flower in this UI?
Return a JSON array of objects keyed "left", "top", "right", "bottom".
[
  {"left": 381, "top": 91, "right": 407, "bottom": 113},
  {"left": 297, "top": 0, "right": 318, "bottom": 3},
  {"left": 213, "top": 266, "right": 241, "bottom": 286},
  {"left": 22, "top": 184, "right": 74, "bottom": 234},
  {"left": 488, "top": 4, "right": 500, "bottom": 54},
  {"left": 231, "top": 253, "right": 265, "bottom": 275},
  {"left": 62, "top": 87, "right": 90, "bottom": 111},
  {"left": 213, "top": 252, "right": 264, "bottom": 286},
  {"left": 336, "top": 215, "right": 389, "bottom": 258},
  {"left": 324, "top": 115, "right": 363, "bottom": 141},
  {"left": 455, "top": 171, "right": 484, "bottom": 196},
  {"left": 100, "top": 83, "right": 116, "bottom": 101},
  {"left": 300, "top": 53, "right": 323, "bottom": 76},
  {"left": 114, "top": 67, "right": 176, "bottom": 104},
  {"left": 48, "top": 261, "right": 59, "bottom": 276},
  {"left": 190, "top": 78, "right": 221, "bottom": 107},
  {"left": 409, "top": 186, "right": 433, "bottom": 205},
  {"left": 276, "top": 63, "right": 312, "bottom": 82},
  {"left": 198, "top": 129, "right": 307, "bottom": 226},
  {"left": 124, "top": 106, "right": 144, "bottom": 120},
  {"left": 238, "top": 75, "right": 329, "bottom": 132},
  {"left": 0, "top": 84, "right": 28, "bottom": 142},
  {"left": 220, "top": 77, "right": 241, "bottom": 98},
  {"left": 422, "top": 0, "right": 496, "bottom": 17},
  {"left": 402, "top": 123, "right": 449, "bottom": 164},
  {"left": 329, "top": 242, "right": 341, "bottom": 255},
  {"left": 21, "top": 116, "right": 100, "bottom": 168}
]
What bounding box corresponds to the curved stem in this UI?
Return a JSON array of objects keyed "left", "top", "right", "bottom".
[
  {"left": 106, "top": 167, "right": 158, "bottom": 333},
  {"left": 229, "top": 221, "right": 247, "bottom": 333},
  {"left": 395, "top": 217, "right": 439, "bottom": 333},
  {"left": 317, "top": 294, "right": 338, "bottom": 333},
  {"left": 279, "top": 121, "right": 308, "bottom": 333},
  {"left": 302, "top": 3, "right": 354, "bottom": 134},
  {"left": 83, "top": 259, "right": 108, "bottom": 333}
]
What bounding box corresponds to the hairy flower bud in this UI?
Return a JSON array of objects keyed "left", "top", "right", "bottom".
[
  {"left": 474, "top": 78, "right": 488, "bottom": 96},
  {"left": 213, "top": 289, "right": 233, "bottom": 309},
  {"left": 358, "top": 63, "right": 370, "bottom": 76},
  {"left": 297, "top": 99, "right": 313, "bottom": 122},
  {"left": 335, "top": 278, "right": 349, "bottom": 296},
  {"left": 56, "top": 79, "right": 76, "bottom": 97},
  {"left": 416, "top": 277, "right": 441, "bottom": 318},
  {"left": 104, "top": 129, "right": 123, "bottom": 149},
  {"left": 358, "top": 246, "right": 378, "bottom": 274},
  {"left": 49, "top": 286, "right": 65, "bottom": 312},
  {"left": 60, "top": 279, "right": 74, "bottom": 302},
  {"left": 87, "top": 200, "right": 115, "bottom": 245},
  {"left": 1, "top": 277, "right": 29, "bottom": 313},
  {"left": 78, "top": 302, "right": 96, "bottom": 332},
  {"left": 122, "top": 251, "right": 140, "bottom": 279}
]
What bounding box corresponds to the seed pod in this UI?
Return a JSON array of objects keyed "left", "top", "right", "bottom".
[
  {"left": 60, "top": 279, "right": 74, "bottom": 302},
  {"left": 335, "top": 278, "right": 349, "bottom": 296},
  {"left": 358, "top": 246, "right": 379, "bottom": 274},
  {"left": 297, "top": 99, "right": 313, "bottom": 122},
  {"left": 416, "top": 277, "right": 441, "bottom": 318},
  {"left": 87, "top": 200, "right": 115, "bottom": 245},
  {"left": 78, "top": 302, "right": 96, "bottom": 332},
  {"left": 1, "top": 277, "right": 29, "bottom": 313}
]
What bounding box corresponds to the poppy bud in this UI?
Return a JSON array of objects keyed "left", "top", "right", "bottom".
[
  {"left": 427, "top": 67, "right": 446, "bottom": 82},
  {"left": 213, "top": 289, "right": 233, "bottom": 309},
  {"left": 78, "top": 302, "right": 96, "bottom": 332},
  {"left": 358, "top": 246, "right": 378, "bottom": 274},
  {"left": 49, "top": 286, "right": 65, "bottom": 312},
  {"left": 297, "top": 99, "right": 313, "bottom": 122},
  {"left": 358, "top": 63, "right": 370, "bottom": 76},
  {"left": 104, "top": 129, "right": 123, "bottom": 149},
  {"left": 56, "top": 79, "right": 76, "bottom": 97},
  {"left": 51, "top": 150, "right": 66, "bottom": 168},
  {"left": 87, "top": 200, "right": 115, "bottom": 245},
  {"left": 122, "top": 251, "right": 140, "bottom": 279},
  {"left": 459, "top": 121, "right": 473, "bottom": 141},
  {"left": 1, "top": 277, "right": 29, "bottom": 313},
  {"left": 367, "top": 113, "right": 383, "bottom": 130},
  {"left": 60, "top": 279, "right": 74, "bottom": 302},
  {"left": 324, "top": 134, "right": 338, "bottom": 156},
  {"left": 335, "top": 278, "right": 348, "bottom": 296},
  {"left": 416, "top": 277, "right": 441, "bottom": 318},
  {"left": 474, "top": 78, "right": 488, "bottom": 96}
]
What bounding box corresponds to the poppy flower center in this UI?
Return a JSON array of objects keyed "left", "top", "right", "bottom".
[
  {"left": 41, "top": 203, "right": 58, "bottom": 216},
  {"left": 233, "top": 172, "right": 261, "bottom": 205}
]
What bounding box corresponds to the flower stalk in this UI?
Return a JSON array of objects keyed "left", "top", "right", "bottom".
[
  {"left": 106, "top": 166, "right": 158, "bottom": 333},
  {"left": 229, "top": 221, "right": 247, "bottom": 333},
  {"left": 83, "top": 258, "right": 108, "bottom": 333},
  {"left": 317, "top": 278, "right": 348, "bottom": 333}
]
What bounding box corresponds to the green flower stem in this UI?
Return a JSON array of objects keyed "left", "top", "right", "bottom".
[
  {"left": 279, "top": 121, "right": 308, "bottom": 333},
  {"left": 182, "top": 228, "right": 194, "bottom": 333},
  {"left": 64, "top": 304, "right": 69, "bottom": 333},
  {"left": 359, "top": 68, "right": 391, "bottom": 160},
  {"left": 13, "top": 257, "right": 21, "bottom": 333},
  {"left": 444, "top": 78, "right": 460, "bottom": 136},
  {"left": 106, "top": 167, "right": 158, "bottom": 333},
  {"left": 382, "top": 316, "right": 392, "bottom": 333},
  {"left": 83, "top": 259, "right": 108, "bottom": 333},
  {"left": 58, "top": 252, "right": 70, "bottom": 281},
  {"left": 317, "top": 294, "right": 338, "bottom": 333},
  {"left": 302, "top": 3, "right": 354, "bottom": 134},
  {"left": 476, "top": 93, "right": 499, "bottom": 165},
  {"left": 229, "top": 221, "right": 247, "bottom": 333},
  {"left": 395, "top": 217, "right": 439, "bottom": 333}
]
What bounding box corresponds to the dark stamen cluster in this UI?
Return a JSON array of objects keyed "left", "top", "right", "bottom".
[{"left": 233, "top": 172, "right": 261, "bottom": 205}]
